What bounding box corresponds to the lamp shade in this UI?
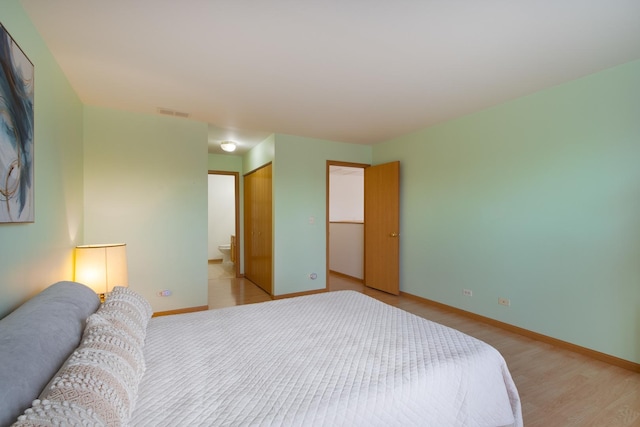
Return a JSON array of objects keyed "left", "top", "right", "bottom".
[{"left": 75, "top": 244, "right": 128, "bottom": 295}]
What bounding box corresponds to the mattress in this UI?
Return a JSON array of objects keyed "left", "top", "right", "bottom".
[{"left": 131, "top": 291, "right": 522, "bottom": 426}]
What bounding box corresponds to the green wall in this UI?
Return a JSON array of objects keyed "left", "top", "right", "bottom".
[
  {"left": 209, "top": 153, "right": 243, "bottom": 172},
  {"left": 244, "top": 134, "right": 275, "bottom": 174},
  {"left": 373, "top": 60, "right": 640, "bottom": 363},
  {"left": 0, "top": 2, "right": 85, "bottom": 317},
  {"left": 83, "top": 107, "right": 209, "bottom": 312},
  {"left": 272, "top": 134, "right": 371, "bottom": 295},
  {"left": 4, "top": 0, "right": 637, "bottom": 365}
]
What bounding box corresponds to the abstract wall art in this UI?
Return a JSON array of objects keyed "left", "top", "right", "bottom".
[{"left": 0, "top": 23, "right": 34, "bottom": 223}]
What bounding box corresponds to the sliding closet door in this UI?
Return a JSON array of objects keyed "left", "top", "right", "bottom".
[{"left": 244, "top": 163, "right": 273, "bottom": 294}]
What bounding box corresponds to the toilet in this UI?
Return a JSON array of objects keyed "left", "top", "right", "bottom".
[{"left": 218, "top": 244, "right": 231, "bottom": 263}]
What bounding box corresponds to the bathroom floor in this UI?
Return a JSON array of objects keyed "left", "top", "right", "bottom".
[{"left": 208, "top": 260, "right": 235, "bottom": 280}]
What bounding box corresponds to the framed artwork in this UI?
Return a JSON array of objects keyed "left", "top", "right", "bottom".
[{"left": 0, "top": 23, "right": 34, "bottom": 223}]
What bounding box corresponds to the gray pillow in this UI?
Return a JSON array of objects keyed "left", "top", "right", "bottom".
[{"left": 0, "top": 281, "right": 100, "bottom": 427}]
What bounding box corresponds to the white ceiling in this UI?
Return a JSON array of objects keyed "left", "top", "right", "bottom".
[{"left": 20, "top": 0, "right": 640, "bottom": 154}]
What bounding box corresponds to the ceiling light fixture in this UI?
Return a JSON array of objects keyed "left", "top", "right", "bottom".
[{"left": 220, "top": 140, "right": 237, "bottom": 152}]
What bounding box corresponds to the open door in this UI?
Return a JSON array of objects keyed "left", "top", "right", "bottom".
[
  {"left": 364, "top": 161, "right": 400, "bottom": 295},
  {"left": 208, "top": 171, "right": 240, "bottom": 279}
]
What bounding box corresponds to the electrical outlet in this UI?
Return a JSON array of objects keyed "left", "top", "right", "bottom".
[
  {"left": 498, "top": 297, "right": 510, "bottom": 306},
  {"left": 462, "top": 289, "right": 472, "bottom": 297}
]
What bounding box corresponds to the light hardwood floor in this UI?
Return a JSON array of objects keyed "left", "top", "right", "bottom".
[{"left": 208, "top": 274, "right": 640, "bottom": 427}]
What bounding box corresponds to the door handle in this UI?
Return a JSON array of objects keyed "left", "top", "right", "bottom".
[{"left": 390, "top": 232, "right": 399, "bottom": 237}]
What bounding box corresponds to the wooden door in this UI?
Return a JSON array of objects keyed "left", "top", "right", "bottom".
[
  {"left": 256, "top": 164, "right": 272, "bottom": 293},
  {"left": 243, "top": 171, "right": 255, "bottom": 280},
  {"left": 243, "top": 164, "right": 273, "bottom": 294},
  {"left": 364, "top": 161, "right": 400, "bottom": 295}
]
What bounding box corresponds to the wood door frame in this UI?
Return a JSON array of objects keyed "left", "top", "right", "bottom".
[
  {"left": 208, "top": 170, "right": 240, "bottom": 278},
  {"left": 325, "top": 160, "right": 370, "bottom": 290}
]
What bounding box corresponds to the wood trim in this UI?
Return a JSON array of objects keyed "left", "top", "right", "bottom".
[
  {"left": 208, "top": 259, "right": 223, "bottom": 264},
  {"left": 327, "top": 161, "right": 370, "bottom": 168},
  {"left": 329, "top": 270, "right": 364, "bottom": 283},
  {"left": 233, "top": 171, "right": 240, "bottom": 277},
  {"left": 208, "top": 170, "right": 237, "bottom": 176},
  {"left": 400, "top": 291, "right": 640, "bottom": 373},
  {"left": 272, "top": 288, "right": 326, "bottom": 300},
  {"left": 152, "top": 305, "right": 209, "bottom": 317}
]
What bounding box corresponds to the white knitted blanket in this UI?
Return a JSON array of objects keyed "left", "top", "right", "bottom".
[{"left": 131, "top": 291, "right": 522, "bottom": 426}]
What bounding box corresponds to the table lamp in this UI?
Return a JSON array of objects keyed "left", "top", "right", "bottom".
[{"left": 74, "top": 243, "right": 128, "bottom": 302}]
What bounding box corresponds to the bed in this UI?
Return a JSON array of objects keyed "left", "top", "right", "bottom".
[{"left": 1, "top": 281, "right": 522, "bottom": 426}]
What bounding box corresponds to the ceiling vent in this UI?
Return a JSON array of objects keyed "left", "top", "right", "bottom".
[{"left": 157, "top": 107, "right": 190, "bottom": 118}]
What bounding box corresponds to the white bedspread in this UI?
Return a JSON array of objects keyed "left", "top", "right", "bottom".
[{"left": 131, "top": 291, "right": 522, "bottom": 426}]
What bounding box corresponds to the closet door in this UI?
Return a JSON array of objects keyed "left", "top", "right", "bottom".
[
  {"left": 243, "top": 164, "right": 272, "bottom": 294},
  {"left": 243, "top": 171, "right": 255, "bottom": 281}
]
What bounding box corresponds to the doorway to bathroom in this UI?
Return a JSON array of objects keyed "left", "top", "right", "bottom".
[{"left": 208, "top": 171, "right": 240, "bottom": 280}]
